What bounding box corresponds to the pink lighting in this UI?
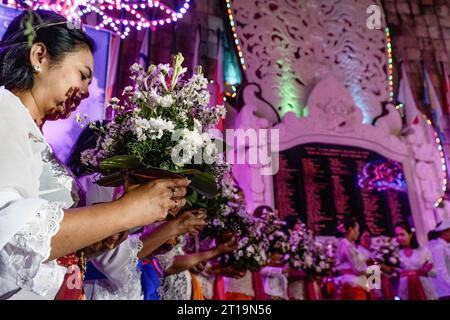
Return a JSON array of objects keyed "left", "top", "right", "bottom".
[{"left": 6, "top": 1, "right": 192, "bottom": 38}]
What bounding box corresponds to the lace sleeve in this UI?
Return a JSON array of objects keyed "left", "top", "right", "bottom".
[
  {"left": 0, "top": 201, "right": 67, "bottom": 297},
  {"left": 88, "top": 235, "right": 144, "bottom": 300}
]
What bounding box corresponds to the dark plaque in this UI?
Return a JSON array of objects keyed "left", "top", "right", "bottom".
[{"left": 273, "top": 143, "right": 412, "bottom": 236}]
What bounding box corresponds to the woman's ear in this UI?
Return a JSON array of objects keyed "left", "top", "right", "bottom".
[{"left": 29, "top": 42, "right": 48, "bottom": 72}]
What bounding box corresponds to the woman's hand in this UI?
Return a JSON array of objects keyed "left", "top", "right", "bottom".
[
  {"left": 420, "top": 261, "right": 433, "bottom": 276},
  {"left": 216, "top": 238, "right": 237, "bottom": 255},
  {"left": 83, "top": 231, "right": 129, "bottom": 259},
  {"left": 119, "top": 178, "right": 190, "bottom": 229},
  {"left": 190, "top": 261, "right": 207, "bottom": 275},
  {"left": 172, "top": 209, "right": 207, "bottom": 236}
]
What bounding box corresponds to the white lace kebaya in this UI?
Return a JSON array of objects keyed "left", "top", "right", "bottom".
[
  {"left": 79, "top": 175, "right": 144, "bottom": 300},
  {"left": 156, "top": 235, "right": 192, "bottom": 300},
  {"left": 0, "top": 86, "right": 78, "bottom": 299},
  {"left": 83, "top": 235, "right": 144, "bottom": 300}
]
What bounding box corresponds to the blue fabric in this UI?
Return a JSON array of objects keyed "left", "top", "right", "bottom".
[
  {"left": 84, "top": 261, "right": 107, "bottom": 281},
  {"left": 140, "top": 261, "right": 160, "bottom": 300}
]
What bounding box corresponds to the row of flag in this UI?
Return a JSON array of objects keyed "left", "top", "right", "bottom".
[
  {"left": 397, "top": 60, "right": 450, "bottom": 136},
  {"left": 397, "top": 59, "right": 450, "bottom": 198}
]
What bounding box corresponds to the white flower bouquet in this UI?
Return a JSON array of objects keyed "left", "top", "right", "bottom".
[
  {"left": 79, "top": 53, "right": 227, "bottom": 204},
  {"left": 371, "top": 236, "right": 400, "bottom": 268},
  {"left": 287, "top": 222, "right": 335, "bottom": 277}
]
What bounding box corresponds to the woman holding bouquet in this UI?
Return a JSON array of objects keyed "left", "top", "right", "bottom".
[
  {"left": 335, "top": 217, "right": 369, "bottom": 300},
  {"left": 0, "top": 10, "right": 189, "bottom": 300},
  {"left": 156, "top": 231, "right": 237, "bottom": 300},
  {"left": 395, "top": 222, "right": 438, "bottom": 300}
]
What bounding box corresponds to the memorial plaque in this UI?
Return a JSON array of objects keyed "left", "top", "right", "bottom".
[{"left": 274, "top": 143, "right": 412, "bottom": 236}]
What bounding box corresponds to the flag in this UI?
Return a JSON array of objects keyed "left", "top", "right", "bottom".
[
  {"left": 397, "top": 62, "right": 421, "bottom": 128},
  {"left": 138, "top": 28, "right": 150, "bottom": 70},
  {"left": 213, "top": 31, "right": 224, "bottom": 105},
  {"left": 423, "top": 65, "right": 445, "bottom": 134},
  {"left": 441, "top": 62, "right": 450, "bottom": 116},
  {"left": 192, "top": 24, "right": 201, "bottom": 76}
]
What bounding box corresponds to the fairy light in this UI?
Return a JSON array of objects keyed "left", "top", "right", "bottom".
[
  {"left": 9, "top": 1, "right": 191, "bottom": 38},
  {"left": 225, "top": 0, "right": 246, "bottom": 71},
  {"left": 386, "top": 27, "right": 395, "bottom": 102},
  {"left": 422, "top": 115, "right": 448, "bottom": 207},
  {"left": 386, "top": 26, "right": 447, "bottom": 207}
]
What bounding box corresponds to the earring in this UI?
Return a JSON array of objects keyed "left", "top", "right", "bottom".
[{"left": 33, "top": 64, "right": 41, "bottom": 73}]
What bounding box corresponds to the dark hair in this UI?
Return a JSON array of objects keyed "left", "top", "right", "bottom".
[
  {"left": 336, "top": 216, "right": 358, "bottom": 237},
  {"left": 357, "top": 228, "right": 372, "bottom": 244},
  {"left": 394, "top": 221, "right": 420, "bottom": 249},
  {"left": 427, "top": 230, "right": 440, "bottom": 241},
  {"left": 66, "top": 120, "right": 107, "bottom": 178},
  {"left": 282, "top": 215, "right": 301, "bottom": 233},
  {"left": 0, "top": 9, "right": 96, "bottom": 91},
  {"left": 253, "top": 205, "right": 273, "bottom": 218}
]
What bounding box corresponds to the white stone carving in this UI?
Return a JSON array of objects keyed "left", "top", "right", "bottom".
[{"left": 232, "top": 0, "right": 389, "bottom": 123}]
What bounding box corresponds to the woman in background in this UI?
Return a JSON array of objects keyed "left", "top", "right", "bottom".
[
  {"left": 335, "top": 217, "right": 368, "bottom": 300},
  {"left": 357, "top": 229, "right": 373, "bottom": 263},
  {"left": 395, "top": 222, "right": 437, "bottom": 300}
]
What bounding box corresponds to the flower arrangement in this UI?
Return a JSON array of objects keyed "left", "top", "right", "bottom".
[
  {"left": 260, "top": 210, "right": 289, "bottom": 257},
  {"left": 371, "top": 236, "right": 400, "bottom": 268},
  {"left": 217, "top": 213, "right": 270, "bottom": 272},
  {"left": 287, "top": 222, "right": 335, "bottom": 277},
  {"left": 79, "top": 53, "right": 227, "bottom": 203},
  {"left": 204, "top": 173, "right": 271, "bottom": 272}
]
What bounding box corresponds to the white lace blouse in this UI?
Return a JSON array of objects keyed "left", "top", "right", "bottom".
[
  {"left": 0, "top": 87, "right": 77, "bottom": 299},
  {"left": 156, "top": 235, "right": 192, "bottom": 300},
  {"left": 79, "top": 175, "right": 144, "bottom": 300},
  {"left": 83, "top": 236, "right": 144, "bottom": 300}
]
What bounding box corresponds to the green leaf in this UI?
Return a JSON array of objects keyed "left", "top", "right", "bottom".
[
  {"left": 99, "top": 155, "right": 141, "bottom": 171},
  {"left": 170, "top": 168, "right": 202, "bottom": 175},
  {"left": 185, "top": 190, "right": 198, "bottom": 207},
  {"left": 189, "top": 171, "right": 218, "bottom": 199}
]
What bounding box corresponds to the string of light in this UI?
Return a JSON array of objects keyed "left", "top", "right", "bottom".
[
  {"left": 423, "top": 115, "right": 448, "bottom": 207},
  {"left": 225, "top": 0, "right": 246, "bottom": 71},
  {"left": 386, "top": 27, "right": 395, "bottom": 102},
  {"left": 9, "top": 0, "right": 191, "bottom": 39}
]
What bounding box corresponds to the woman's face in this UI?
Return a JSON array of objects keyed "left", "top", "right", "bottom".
[
  {"left": 395, "top": 227, "right": 411, "bottom": 247},
  {"left": 34, "top": 46, "right": 94, "bottom": 121},
  {"left": 360, "top": 230, "right": 371, "bottom": 248},
  {"left": 348, "top": 223, "right": 360, "bottom": 241}
]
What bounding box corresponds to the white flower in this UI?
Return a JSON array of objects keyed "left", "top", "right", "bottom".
[
  {"left": 389, "top": 257, "right": 397, "bottom": 265},
  {"left": 159, "top": 95, "right": 174, "bottom": 108},
  {"left": 122, "top": 86, "right": 134, "bottom": 96},
  {"left": 148, "top": 117, "right": 175, "bottom": 139},
  {"left": 130, "top": 63, "right": 142, "bottom": 73}
]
